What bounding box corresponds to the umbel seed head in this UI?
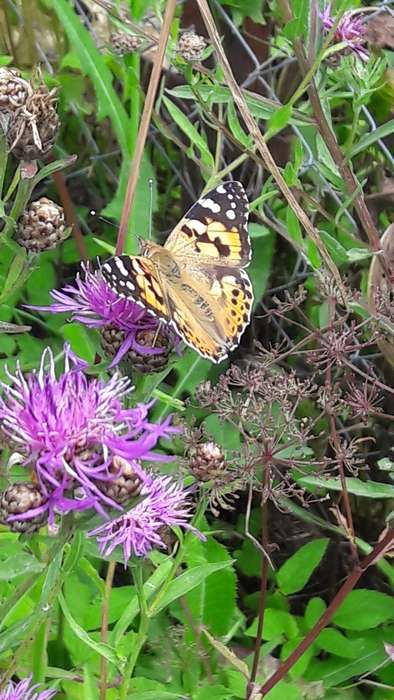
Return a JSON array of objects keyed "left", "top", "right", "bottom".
[
  {"left": 110, "top": 31, "right": 142, "bottom": 55},
  {"left": 7, "top": 82, "right": 60, "bottom": 161},
  {"left": 0, "top": 483, "right": 48, "bottom": 534},
  {"left": 177, "top": 31, "right": 206, "bottom": 62},
  {"left": 189, "top": 442, "right": 226, "bottom": 482},
  {"left": 17, "top": 197, "right": 68, "bottom": 252}
]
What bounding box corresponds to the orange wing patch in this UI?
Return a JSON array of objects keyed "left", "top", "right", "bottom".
[{"left": 209, "top": 269, "right": 254, "bottom": 349}]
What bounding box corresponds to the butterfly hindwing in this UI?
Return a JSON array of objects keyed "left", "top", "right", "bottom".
[
  {"left": 165, "top": 181, "right": 251, "bottom": 267},
  {"left": 101, "top": 255, "right": 171, "bottom": 322}
]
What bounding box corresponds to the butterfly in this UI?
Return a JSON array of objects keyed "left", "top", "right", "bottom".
[{"left": 101, "top": 181, "right": 254, "bottom": 363}]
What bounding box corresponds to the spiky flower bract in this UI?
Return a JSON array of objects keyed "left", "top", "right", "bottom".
[
  {"left": 0, "top": 675, "right": 56, "bottom": 700},
  {"left": 321, "top": 4, "right": 368, "bottom": 60},
  {"left": 31, "top": 263, "right": 173, "bottom": 366},
  {"left": 0, "top": 345, "right": 177, "bottom": 526},
  {"left": 88, "top": 474, "right": 202, "bottom": 565}
]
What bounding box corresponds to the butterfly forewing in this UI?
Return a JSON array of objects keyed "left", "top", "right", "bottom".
[{"left": 165, "top": 181, "right": 251, "bottom": 267}]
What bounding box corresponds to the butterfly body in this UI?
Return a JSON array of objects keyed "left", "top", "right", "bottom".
[{"left": 102, "top": 182, "right": 254, "bottom": 363}]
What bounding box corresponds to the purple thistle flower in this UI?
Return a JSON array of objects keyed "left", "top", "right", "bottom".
[
  {"left": 0, "top": 675, "right": 56, "bottom": 700},
  {"left": 320, "top": 4, "right": 368, "bottom": 61},
  {"left": 30, "top": 262, "right": 174, "bottom": 366},
  {"left": 88, "top": 474, "right": 203, "bottom": 565},
  {"left": 0, "top": 345, "right": 178, "bottom": 525}
]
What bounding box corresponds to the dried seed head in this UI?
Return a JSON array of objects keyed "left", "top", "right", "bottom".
[
  {"left": 7, "top": 82, "right": 60, "bottom": 161},
  {"left": 0, "top": 68, "right": 32, "bottom": 120},
  {"left": 189, "top": 442, "right": 226, "bottom": 482},
  {"left": 177, "top": 31, "right": 207, "bottom": 62},
  {"left": 17, "top": 197, "right": 68, "bottom": 252},
  {"left": 101, "top": 325, "right": 172, "bottom": 373},
  {"left": 0, "top": 483, "right": 48, "bottom": 533},
  {"left": 96, "top": 456, "right": 143, "bottom": 504},
  {"left": 110, "top": 31, "right": 143, "bottom": 55}
]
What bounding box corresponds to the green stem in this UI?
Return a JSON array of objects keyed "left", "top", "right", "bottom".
[
  {"left": 0, "top": 131, "right": 8, "bottom": 198},
  {"left": 119, "top": 565, "right": 149, "bottom": 700},
  {"left": 2, "top": 175, "right": 34, "bottom": 240}
]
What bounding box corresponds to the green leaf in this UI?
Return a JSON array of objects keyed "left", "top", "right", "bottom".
[
  {"left": 262, "top": 680, "right": 302, "bottom": 700},
  {"left": 332, "top": 590, "right": 394, "bottom": 630},
  {"left": 150, "top": 561, "right": 234, "bottom": 615},
  {"left": 286, "top": 207, "right": 303, "bottom": 247},
  {"left": 62, "top": 323, "right": 99, "bottom": 364},
  {"left": 58, "top": 593, "right": 121, "bottom": 668},
  {"left": 52, "top": 0, "right": 129, "bottom": 155},
  {"left": 0, "top": 614, "right": 37, "bottom": 653},
  {"left": 248, "top": 224, "right": 275, "bottom": 308},
  {"left": 304, "top": 597, "right": 327, "bottom": 629},
  {"left": 167, "top": 85, "right": 313, "bottom": 125},
  {"left": 0, "top": 248, "right": 28, "bottom": 303},
  {"left": 112, "top": 558, "right": 173, "bottom": 646},
  {"left": 315, "top": 628, "right": 365, "bottom": 659},
  {"left": 0, "top": 553, "right": 44, "bottom": 580},
  {"left": 299, "top": 476, "right": 394, "bottom": 499},
  {"left": 246, "top": 609, "right": 299, "bottom": 641},
  {"left": 162, "top": 97, "right": 214, "bottom": 171},
  {"left": 282, "top": 0, "right": 310, "bottom": 40},
  {"left": 277, "top": 539, "right": 329, "bottom": 595},
  {"left": 319, "top": 230, "right": 348, "bottom": 265},
  {"left": 348, "top": 119, "right": 394, "bottom": 158},
  {"left": 266, "top": 104, "right": 293, "bottom": 138},
  {"left": 227, "top": 101, "right": 252, "bottom": 148},
  {"left": 281, "top": 636, "right": 315, "bottom": 678},
  {"left": 185, "top": 537, "right": 237, "bottom": 636}
]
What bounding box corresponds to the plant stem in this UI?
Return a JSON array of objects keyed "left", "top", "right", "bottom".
[
  {"left": 0, "top": 131, "right": 8, "bottom": 198},
  {"left": 116, "top": 0, "right": 177, "bottom": 255},
  {"left": 99, "top": 561, "right": 116, "bottom": 700},
  {"left": 276, "top": 0, "right": 382, "bottom": 253},
  {"left": 51, "top": 166, "right": 87, "bottom": 260},
  {"left": 247, "top": 464, "right": 271, "bottom": 699},
  {"left": 196, "top": 0, "right": 346, "bottom": 301},
  {"left": 119, "top": 565, "right": 149, "bottom": 700},
  {"left": 1, "top": 175, "right": 34, "bottom": 240},
  {"left": 257, "top": 528, "right": 394, "bottom": 697}
]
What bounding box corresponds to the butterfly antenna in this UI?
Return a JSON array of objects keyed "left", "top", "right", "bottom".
[
  {"left": 148, "top": 178, "right": 154, "bottom": 240},
  {"left": 90, "top": 210, "right": 117, "bottom": 228}
]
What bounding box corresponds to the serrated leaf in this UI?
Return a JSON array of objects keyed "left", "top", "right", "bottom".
[{"left": 277, "top": 539, "right": 329, "bottom": 595}]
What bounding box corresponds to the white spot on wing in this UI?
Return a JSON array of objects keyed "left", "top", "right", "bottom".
[
  {"left": 200, "top": 198, "right": 221, "bottom": 214},
  {"left": 226, "top": 209, "right": 236, "bottom": 220},
  {"left": 187, "top": 218, "right": 207, "bottom": 235},
  {"left": 114, "top": 258, "right": 130, "bottom": 277},
  {"left": 216, "top": 185, "right": 226, "bottom": 194}
]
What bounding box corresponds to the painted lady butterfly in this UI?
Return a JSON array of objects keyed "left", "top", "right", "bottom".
[{"left": 102, "top": 181, "right": 254, "bottom": 363}]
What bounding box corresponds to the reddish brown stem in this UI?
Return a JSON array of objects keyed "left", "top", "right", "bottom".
[
  {"left": 247, "top": 463, "right": 271, "bottom": 699},
  {"left": 258, "top": 529, "right": 394, "bottom": 697},
  {"left": 51, "top": 168, "right": 87, "bottom": 260}
]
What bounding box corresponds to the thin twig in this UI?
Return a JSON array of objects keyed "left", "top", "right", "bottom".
[
  {"left": 196, "top": 0, "right": 347, "bottom": 301},
  {"left": 258, "top": 528, "right": 394, "bottom": 697},
  {"left": 116, "top": 0, "right": 177, "bottom": 254},
  {"left": 99, "top": 561, "right": 116, "bottom": 700},
  {"left": 51, "top": 168, "right": 87, "bottom": 260}
]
